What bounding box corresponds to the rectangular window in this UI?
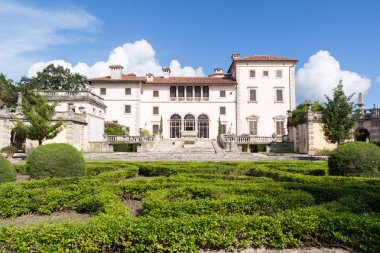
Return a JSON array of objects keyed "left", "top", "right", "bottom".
[
  {"left": 249, "top": 121, "right": 258, "bottom": 135},
  {"left": 194, "top": 86, "right": 201, "bottom": 97},
  {"left": 124, "top": 105, "right": 131, "bottom": 114},
  {"left": 203, "top": 86, "right": 209, "bottom": 98},
  {"left": 178, "top": 86, "right": 185, "bottom": 97},
  {"left": 221, "top": 124, "right": 227, "bottom": 134},
  {"left": 153, "top": 90, "right": 159, "bottom": 97},
  {"left": 153, "top": 106, "right": 159, "bottom": 115},
  {"left": 220, "top": 90, "right": 226, "bottom": 98},
  {"left": 125, "top": 126, "right": 130, "bottom": 134},
  {"left": 263, "top": 70, "right": 269, "bottom": 77},
  {"left": 100, "top": 88, "right": 106, "bottom": 95},
  {"left": 170, "top": 86, "right": 177, "bottom": 97},
  {"left": 276, "top": 70, "right": 283, "bottom": 78},
  {"left": 125, "top": 88, "right": 131, "bottom": 95},
  {"left": 220, "top": 106, "right": 226, "bottom": 115},
  {"left": 152, "top": 124, "right": 159, "bottom": 135},
  {"left": 186, "top": 86, "right": 193, "bottom": 97},
  {"left": 276, "top": 89, "right": 283, "bottom": 102},
  {"left": 249, "top": 70, "right": 256, "bottom": 78},
  {"left": 249, "top": 89, "right": 257, "bottom": 102},
  {"left": 276, "top": 121, "right": 285, "bottom": 135}
]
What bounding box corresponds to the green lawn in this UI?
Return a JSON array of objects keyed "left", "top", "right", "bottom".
[{"left": 1, "top": 161, "right": 379, "bottom": 252}]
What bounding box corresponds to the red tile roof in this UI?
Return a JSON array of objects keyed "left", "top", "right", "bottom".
[
  {"left": 235, "top": 55, "right": 298, "bottom": 62},
  {"left": 89, "top": 75, "right": 146, "bottom": 82},
  {"left": 146, "top": 76, "right": 236, "bottom": 85},
  {"left": 89, "top": 75, "right": 237, "bottom": 85}
]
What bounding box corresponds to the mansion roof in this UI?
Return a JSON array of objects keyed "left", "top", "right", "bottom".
[{"left": 89, "top": 75, "right": 237, "bottom": 85}]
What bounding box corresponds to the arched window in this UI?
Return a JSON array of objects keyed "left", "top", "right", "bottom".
[
  {"left": 198, "top": 114, "right": 209, "bottom": 138},
  {"left": 170, "top": 114, "right": 181, "bottom": 138},
  {"left": 184, "top": 114, "right": 195, "bottom": 131}
]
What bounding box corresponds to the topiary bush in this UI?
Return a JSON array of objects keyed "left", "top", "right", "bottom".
[
  {"left": 328, "top": 142, "right": 380, "bottom": 177},
  {"left": 26, "top": 143, "right": 85, "bottom": 179},
  {"left": 0, "top": 154, "right": 16, "bottom": 183}
]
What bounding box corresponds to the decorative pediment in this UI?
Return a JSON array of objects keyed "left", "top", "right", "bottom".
[{"left": 246, "top": 114, "right": 260, "bottom": 120}]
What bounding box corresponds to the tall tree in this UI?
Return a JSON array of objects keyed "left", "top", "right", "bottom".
[
  {"left": 321, "top": 80, "right": 359, "bottom": 145},
  {"left": 13, "top": 94, "right": 63, "bottom": 145},
  {"left": 0, "top": 74, "right": 18, "bottom": 107},
  {"left": 25, "top": 64, "right": 89, "bottom": 91}
]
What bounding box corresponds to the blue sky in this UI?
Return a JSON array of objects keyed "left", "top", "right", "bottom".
[{"left": 1, "top": 0, "right": 379, "bottom": 106}]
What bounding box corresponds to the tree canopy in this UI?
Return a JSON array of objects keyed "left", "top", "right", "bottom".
[
  {"left": 13, "top": 94, "right": 63, "bottom": 145},
  {"left": 0, "top": 74, "right": 18, "bottom": 107},
  {"left": 24, "top": 64, "right": 89, "bottom": 91},
  {"left": 320, "top": 80, "right": 359, "bottom": 145}
]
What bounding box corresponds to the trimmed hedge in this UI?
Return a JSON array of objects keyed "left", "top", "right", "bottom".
[
  {"left": 26, "top": 143, "right": 85, "bottom": 179},
  {"left": 328, "top": 142, "right": 380, "bottom": 177},
  {"left": 0, "top": 155, "right": 16, "bottom": 183},
  {"left": 0, "top": 161, "right": 379, "bottom": 252}
]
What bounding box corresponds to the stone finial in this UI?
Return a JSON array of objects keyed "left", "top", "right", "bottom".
[{"left": 15, "top": 92, "right": 22, "bottom": 114}]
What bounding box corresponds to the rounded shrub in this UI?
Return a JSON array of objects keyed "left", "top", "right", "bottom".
[
  {"left": 0, "top": 154, "right": 17, "bottom": 182},
  {"left": 328, "top": 142, "right": 380, "bottom": 177},
  {"left": 26, "top": 143, "right": 85, "bottom": 179}
]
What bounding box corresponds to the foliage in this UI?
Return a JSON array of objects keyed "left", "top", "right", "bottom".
[
  {"left": 104, "top": 121, "right": 126, "bottom": 136},
  {"left": 26, "top": 143, "right": 85, "bottom": 179},
  {"left": 0, "top": 74, "right": 18, "bottom": 107},
  {"left": 184, "top": 140, "right": 195, "bottom": 145},
  {"left": 111, "top": 143, "right": 140, "bottom": 152},
  {"left": 13, "top": 94, "right": 63, "bottom": 145},
  {"left": 159, "top": 116, "right": 163, "bottom": 135},
  {"left": 22, "top": 64, "right": 89, "bottom": 91},
  {"left": 139, "top": 128, "right": 150, "bottom": 136},
  {"left": 0, "top": 161, "right": 379, "bottom": 252},
  {"left": 328, "top": 142, "right": 380, "bottom": 177},
  {"left": 1, "top": 146, "right": 18, "bottom": 154},
  {"left": 289, "top": 101, "right": 323, "bottom": 125},
  {"left": 320, "top": 80, "right": 360, "bottom": 145},
  {"left": 218, "top": 116, "right": 222, "bottom": 135},
  {"left": 0, "top": 155, "right": 16, "bottom": 183},
  {"left": 250, "top": 144, "right": 267, "bottom": 152},
  {"left": 313, "top": 148, "right": 334, "bottom": 156}
]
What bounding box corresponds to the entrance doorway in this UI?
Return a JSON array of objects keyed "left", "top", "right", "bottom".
[
  {"left": 170, "top": 114, "right": 182, "bottom": 138},
  {"left": 198, "top": 114, "right": 209, "bottom": 138}
]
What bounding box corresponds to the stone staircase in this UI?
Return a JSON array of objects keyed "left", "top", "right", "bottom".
[{"left": 152, "top": 139, "right": 216, "bottom": 154}]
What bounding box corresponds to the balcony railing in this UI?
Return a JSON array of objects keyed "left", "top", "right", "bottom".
[
  {"left": 107, "top": 135, "right": 155, "bottom": 143},
  {"left": 40, "top": 90, "right": 106, "bottom": 107},
  {"left": 169, "top": 97, "right": 209, "bottom": 102},
  {"left": 220, "top": 134, "right": 282, "bottom": 144}
]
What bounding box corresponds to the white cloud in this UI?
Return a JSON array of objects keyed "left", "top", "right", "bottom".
[
  {"left": 377, "top": 76, "right": 380, "bottom": 83},
  {"left": 296, "top": 50, "right": 371, "bottom": 101},
  {"left": 28, "top": 40, "right": 205, "bottom": 78},
  {"left": 0, "top": 0, "right": 99, "bottom": 78}
]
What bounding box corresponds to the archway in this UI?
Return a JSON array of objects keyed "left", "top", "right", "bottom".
[
  {"left": 198, "top": 114, "right": 209, "bottom": 138},
  {"left": 355, "top": 128, "right": 370, "bottom": 142},
  {"left": 184, "top": 114, "right": 195, "bottom": 132},
  {"left": 170, "top": 114, "right": 182, "bottom": 138}
]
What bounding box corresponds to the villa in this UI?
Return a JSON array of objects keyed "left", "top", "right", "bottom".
[{"left": 90, "top": 53, "right": 298, "bottom": 140}]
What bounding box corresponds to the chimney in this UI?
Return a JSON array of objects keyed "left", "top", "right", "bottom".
[
  {"left": 214, "top": 68, "right": 223, "bottom": 74},
  {"left": 109, "top": 65, "right": 123, "bottom": 79},
  {"left": 146, "top": 73, "right": 154, "bottom": 82},
  {"left": 231, "top": 53, "right": 240, "bottom": 61},
  {"left": 162, "top": 67, "right": 171, "bottom": 78}
]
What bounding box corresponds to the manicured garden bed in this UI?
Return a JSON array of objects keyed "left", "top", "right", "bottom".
[{"left": 0, "top": 161, "right": 379, "bottom": 252}]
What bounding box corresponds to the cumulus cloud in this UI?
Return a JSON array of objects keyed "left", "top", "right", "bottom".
[
  {"left": 296, "top": 50, "right": 371, "bottom": 101},
  {"left": 28, "top": 40, "right": 205, "bottom": 78},
  {"left": 0, "top": 0, "right": 99, "bottom": 78}
]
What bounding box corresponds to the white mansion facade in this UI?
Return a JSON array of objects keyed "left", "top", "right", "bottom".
[{"left": 90, "top": 54, "right": 297, "bottom": 140}]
